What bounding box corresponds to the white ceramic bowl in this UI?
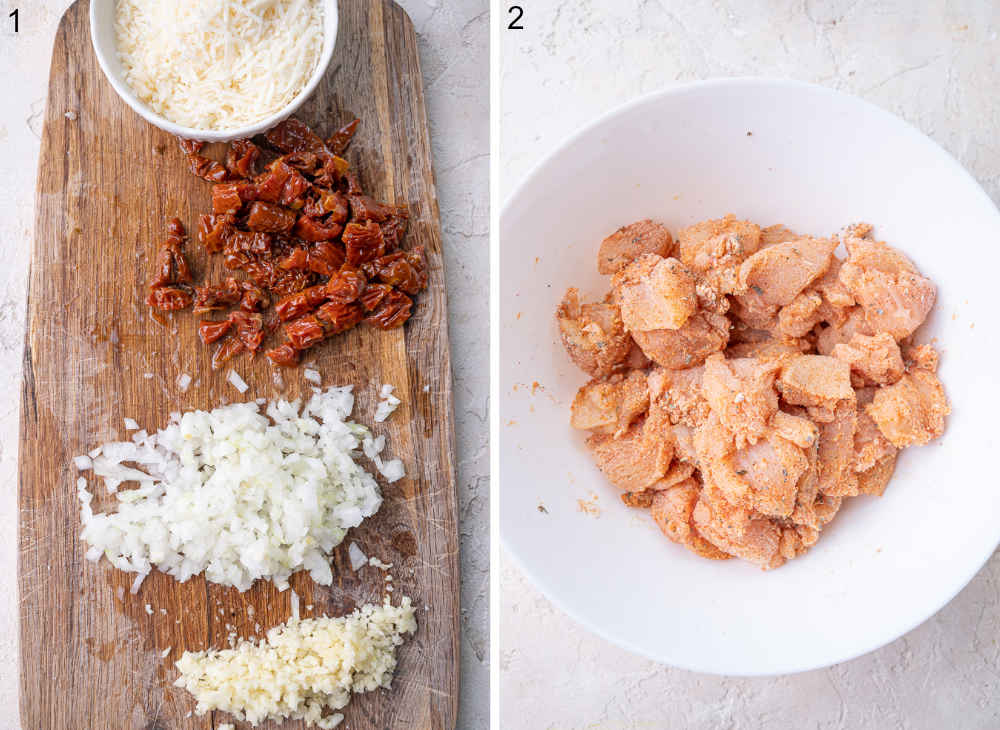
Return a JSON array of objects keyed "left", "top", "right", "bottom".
[
  {"left": 89, "top": 0, "right": 338, "bottom": 142},
  {"left": 500, "top": 78, "right": 1000, "bottom": 676}
]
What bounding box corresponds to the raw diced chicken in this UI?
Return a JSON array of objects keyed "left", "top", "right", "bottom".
[
  {"left": 839, "top": 237, "right": 936, "bottom": 340},
  {"left": 737, "top": 237, "right": 838, "bottom": 307},
  {"left": 865, "top": 369, "right": 949, "bottom": 448},
  {"left": 730, "top": 432, "right": 810, "bottom": 518},
  {"left": 647, "top": 366, "right": 710, "bottom": 428},
  {"left": 814, "top": 306, "right": 874, "bottom": 355},
  {"left": 676, "top": 215, "right": 762, "bottom": 296},
  {"left": 856, "top": 453, "right": 897, "bottom": 496},
  {"left": 692, "top": 483, "right": 784, "bottom": 569},
  {"left": 729, "top": 287, "right": 778, "bottom": 331},
  {"left": 670, "top": 423, "right": 698, "bottom": 462},
  {"left": 597, "top": 219, "right": 674, "bottom": 275},
  {"left": 585, "top": 418, "right": 674, "bottom": 492},
  {"left": 650, "top": 461, "right": 696, "bottom": 490},
  {"left": 556, "top": 288, "right": 631, "bottom": 377},
  {"left": 778, "top": 355, "right": 854, "bottom": 409},
  {"left": 903, "top": 343, "right": 939, "bottom": 373},
  {"left": 851, "top": 387, "right": 898, "bottom": 474},
  {"left": 759, "top": 224, "right": 799, "bottom": 247},
  {"left": 777, "top": 290, "right": 824, "bottom": 338},
  {"left": 811, "top": 256, "right": 855, "bottom": 311},
  {"left": 651, "top": 480, "right": 732, "bottom": 560},
  {"left": 701, "top": 354, "right": 780, "bottom": 448},
  {"left": 613, "top": 255, "right": 697, "bottom": 331},
  {"left": 726, "top": 337, "right": 808, "bottom": 361},
  {"left": 769, "top": 410, "right": 819, "bottom": 448},
  {"left": 815, "top": 400, "right": 859, "bottom": 497},
  {"left": 570, "top": 370, "right": 649, "bottom": 436},
  {"left": 631, "top": 311, "right": 730, "bottom": 369},
  {"left": 832, "top": 332, "right": 904, "bottom": 386}
]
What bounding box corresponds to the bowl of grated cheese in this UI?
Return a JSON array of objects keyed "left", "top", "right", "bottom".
[{"left": 90, "top": 0, "right": 338, "bottom": 142}]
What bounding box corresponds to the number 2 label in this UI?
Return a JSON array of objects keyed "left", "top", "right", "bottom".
[{"left": 508, "top": 5, "right": 523, "bottom": 30}]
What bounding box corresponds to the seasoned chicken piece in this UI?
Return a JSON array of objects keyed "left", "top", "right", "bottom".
[
  {"left": 737, "top": 237, "right": 838, "bottom": 308},
  {"left": 866, "top": 369, "right": 949, "bottom": 448},
  {"left": 903, "top": 343, "right": 939, "bottom": 373},
  {"left": 729, "top": 287, "right": 779, "bottom": 331},
  {"left": 701, "top": 354, "right": 780, "bottom": 448},
  {"left": 651, "top": 479, "right": 732, "bottom": 560},
  {"left": 777, "top": 290, "right": 824, "bottom": 338},
  {"left": 556, "top": 288, "right": 631, "bottom": 377},
  {"left": 650, "top": 461, "right": 696, "bottom": 490},
  {"left": 857, "top": 453, "right": 897, "bottom": 496},
  {"left": 692, "top": 482, "right": 784, "bottom": 569},
  {"left": 760, "top": 224, "right": 799, "bottom": 247},
  {"left": 671, "top": 423, "right": 698, "bottom": 463},
  {"left": 631, "top": 311, "right": 730, "bottom": 370},
  {"left": 676, "top": 215, "right": 762, "bottom": 295},
  {"left": 613, "top": 255, "right": 697, "bottom": 331},
  {"left": 839, "top": 236, "right": 936, "bottom": 340},
  {"left": 814, "top": 306, "right": 874, "bottom": 355},
  {"left": 769, "top": 410, "right": 819, "bottom": 449},
  {"left": 832, "top": 332, "right": 904, "bottom": 386},
  {"left": 852, "top": 388, "right": 895, "bottom": 467},
  {"left": 585, "top": 418, "right": 674, "bottom": 492},
  {"left": 570, "top": 370, "right": 649, "bottom": 436},
  {"left": 622, "top": 339, "right": 652, "bottom": 370},
  {"left": 730, "top": 432, "right": 810, "bottom": 518},
  {"left": 816, "top": 400, "right": 859, "bottom": 497},
  {"left": 598, "top": 219, "right": 674, "bottom": 275},
  {"left": 812, "top": 256, "right": 855, "bottom": 311},
  {"left": 647, "top": 366, "right": 710, "bottom": 428},
  {"left": 777, "top": 355, "right": 854, "bottom": 409},
  {"left": 726, "top": 337, "right": 808, "bottom": 361}
]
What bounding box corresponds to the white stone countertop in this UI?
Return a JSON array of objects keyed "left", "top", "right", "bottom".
[
  {"left": 0, "top": 0, "right": 487, "bottom": 727},
  {"left": 501, "top": 1, "right": 1000, "bottom": 728}
]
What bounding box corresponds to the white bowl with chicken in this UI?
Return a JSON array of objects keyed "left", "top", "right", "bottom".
[{"left": 500, "top": 78, "right": 1000, "bottom": 675}]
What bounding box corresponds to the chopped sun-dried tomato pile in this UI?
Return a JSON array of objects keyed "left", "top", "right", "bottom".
[{"left": 146, "top": 117, "right": 428, "bottom": 368}]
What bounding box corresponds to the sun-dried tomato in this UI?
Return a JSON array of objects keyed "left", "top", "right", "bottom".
[
  {"left": 285, "top": 314, "right": 326, "bottom": 349},
  {"left": 294, "top": 214, "right": 342, "bottom": 242},
  {"left": 270, "top": 269, "right": 316, "bottom": 298},
  {"left": 224, "top": 230, "right": 272, "bottom": 255},
  {"left": 228, "top": 310, "right": 265, "bottom": 352},
  {"left": 343, "top": 220, "right": 385, "bottom": 266},
  {"left": 198, "top": 319, "right": 232, "bottom": 344},
  {"left": 193, "top": 278, "right": 242, "bottom": 313},
  {"left": 149, "top": 218, "right": 192, "bottom": 287},
  {"left": 307, "top": 242, "right": 345, "bottom": 276},
  {"left": 324, "top": 266, "right": 367, "bottom": 304},
  {"left": 211, "top": 335, "right": 245, "bottom": 369},
  {"left": 316, "top": 301, "right": 364, "bottom": 334},
  {"left": 359, "top": 283, "right": 392, "bottom": 312},
  {"left": 147, "top": 286, "right": 193, "bottom": 311},
  {"left": 349, "top": 194, "right": 396, "bottom": 222},
  {"left": 364, "top": 289, "right": 412, "bottom": 330},
  {"left": 265, "top": 343, "right": 300, "bottom": 367},
  {"left": 246, "top": 201, "right": 297, "bottom": 233},
  {"left": 380, "top": 212, "right": 409, "bottom": 251},
  {"left": 180, "top": 139, "right": 234, "bottom": 183},
  {"left": 225, "top": 139, "right": 260, "bottom": 179},
  {"left": 239, "top": 282, "right": 269, "bottom": 312},
  {"left": 265, "top": 118, "right": 326, "bottom": 154},
  {"left": 278, "top": 246, "right": 310, "bottom": 270},
  {"left": 327, "top": 118, "right": 359, "bottom": 155},
  {"left": 274, "top": 284, "right": 327, "bottom": 321},
  {"left": 212, "top": 182, "right": 255, "bottom": 214},
  {"left": 371, "top": 247, "right": 428, "bottom": 295},
  {"left": 198, "top": 213, "right": 234, "bottom": 253}
]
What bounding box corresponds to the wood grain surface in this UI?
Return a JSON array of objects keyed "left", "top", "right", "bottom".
[{"left": 18, "top": 1, "right": 460, "bottom": 727}]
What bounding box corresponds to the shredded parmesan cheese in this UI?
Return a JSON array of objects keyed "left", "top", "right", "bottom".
[
  {"left": 115, "top": 0, "right": 325, "bottom": 130},
  {"left": 174, "top": 598, "right": 416, "bottom": 729}
]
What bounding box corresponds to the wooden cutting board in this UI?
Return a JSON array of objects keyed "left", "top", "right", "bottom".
[{"left": 18, "top": 1, "right": 459, "bottom": 727}]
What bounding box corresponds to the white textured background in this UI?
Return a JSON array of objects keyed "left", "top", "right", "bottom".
[
  {"left": 501, "top": 1, "right": 1000, "bottom": 728},
  {"left": 0, "top": 0, "right": 488, "bottom": 727}
]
